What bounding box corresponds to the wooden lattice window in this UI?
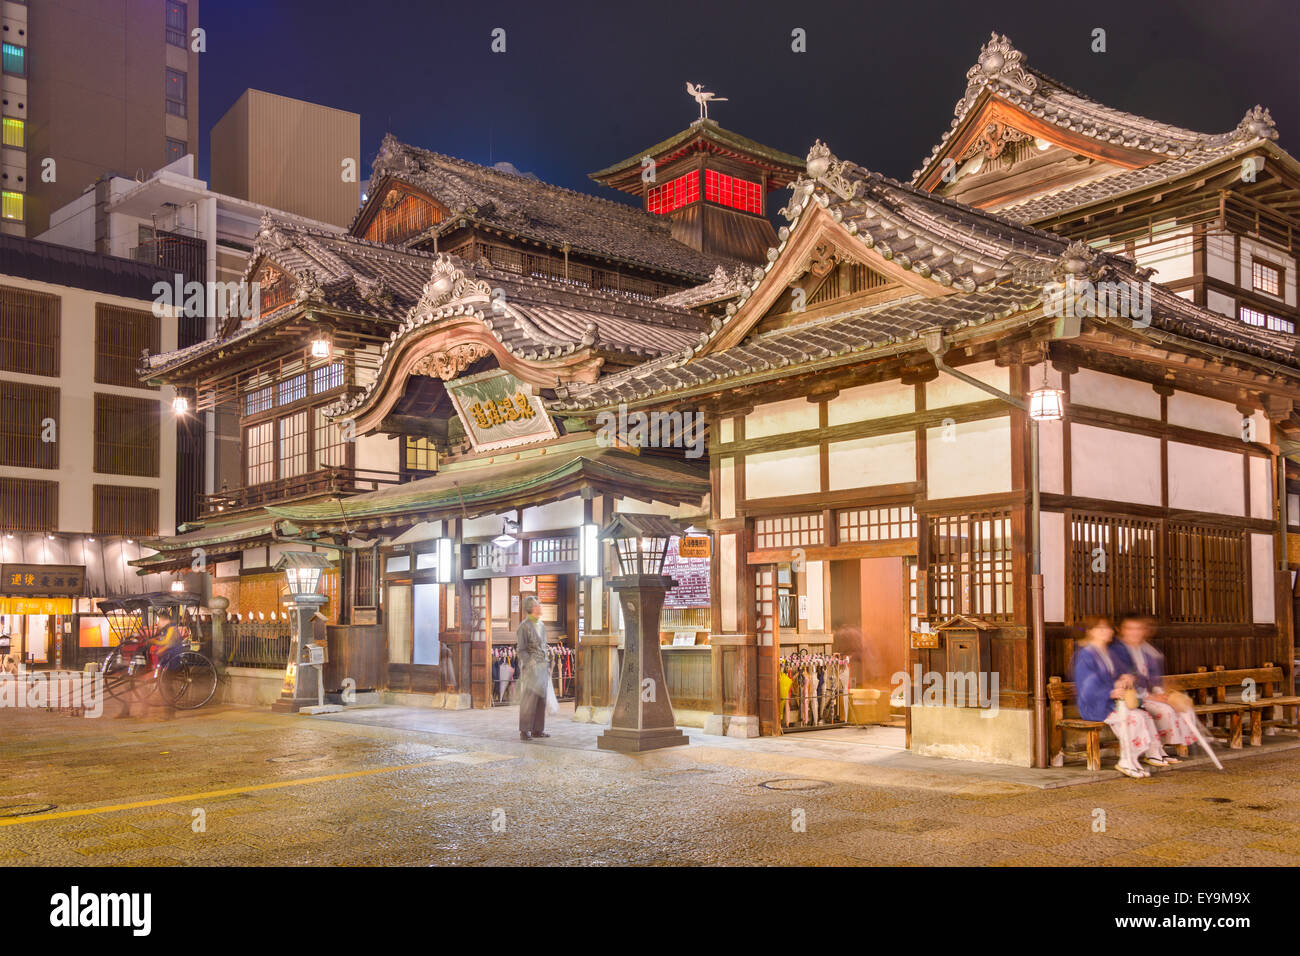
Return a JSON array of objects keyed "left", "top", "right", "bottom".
[
  {"left": 354, "top": 550, "right": 376, "bottom": 606},
  {"left": 0, "top": 380, "right": 58, "bottom": 469},
  {"left": 94, "top": 394, "right": 159, "bottom": 477},
  {"left": 469, "top": 581, "right": 488, "bottom": 641},
  {"left": 1067, "top": 511, "right": 1159, "bottom": 622},
  {"left": 527, "top": 535, "right": 577, "bottom": 564},
  {"left": 95, "top": 304, "right": 160, "bottom": 388},
  {"left": 0, "top": 285, "right": 60, "bottom": 376},
  {"left": 278, "top": 411, "right": 308, "bottom": 479},
  {"left": 364, "top": 186, "right": 447, "bottom": 245},
  {"left": 0, "top": 476, "right": 56, "bottom": 531},
  {"left": 315, "top": 407, "right": 349, "bottom": 469},
  {"left": 837, "top": 505, "right": 916, "bottom": 543},
  {"left": 648, "top": 171, "right": 700, "bottom": 214},
  {"left": 244, "top": 420, "right": 274, "bottom": 486},
  {"left": 1166, "top": 523, "right": 1247, "bottom": 624},
  {"left": 755, "top": 514, "right": 824, "bottom": 550},
  {"left": 927, "top": 509, "right": 1014, "bottom": 622},
  {"left": 703, "top": 169, "right": 760, "bottom": 214},
  {"left": 403, "top": 436, "right": 437, "bottom": 473},
  {"left": 1252, "top": 259, "right": 1283, "bottom": 297},
  {"left": 93, "top": 485, "right": 158, "bottom": 537}
]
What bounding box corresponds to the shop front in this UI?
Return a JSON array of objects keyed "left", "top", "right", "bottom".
[{"left": 0, "top": 564, "right": 85, "bottom": 671}]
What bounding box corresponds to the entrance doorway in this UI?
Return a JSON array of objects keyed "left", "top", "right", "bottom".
[{"left": 758, "top": 554, "right": 913, "bottom": 741}]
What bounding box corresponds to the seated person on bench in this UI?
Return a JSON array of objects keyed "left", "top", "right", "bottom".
[
  {"left": 1111, "top": 613, "right": 1194, "bottom": 760},
  {"left": 1072, "top": 617, "right": 1168, "bottom": 778}
]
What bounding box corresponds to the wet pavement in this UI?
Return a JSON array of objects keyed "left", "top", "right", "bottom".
[{"left": 3, "top": 700, "right": 1300, "bottom": 866}]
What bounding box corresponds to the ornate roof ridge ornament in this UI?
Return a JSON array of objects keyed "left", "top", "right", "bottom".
[
  {"left": 292, "top": 268, "right": 323, "bottom": 304},
  {"left": 958, "top": 32, "right": 1039, "bottom": 117},
  {"left": 802, "top": 140, "right": 858, "bottom": 202},
  {"left": 417, "top": 254, "right": 493, "bottom": 313},
  {"left": 1236, "top": 105, "right": 1279, "bottom": 142},
  {"left": 409, "top": 342, "right": 493, "bottom": 381}
]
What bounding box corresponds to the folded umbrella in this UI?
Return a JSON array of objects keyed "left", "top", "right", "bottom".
[{"left": 1167, "top": 691, "right": 1224, "bottom": 770}]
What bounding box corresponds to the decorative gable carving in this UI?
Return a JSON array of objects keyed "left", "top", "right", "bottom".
[{"left": 409, "top": 342, "right": 493, "bottom": 381}]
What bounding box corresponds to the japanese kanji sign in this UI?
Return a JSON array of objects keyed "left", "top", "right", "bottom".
[
  {"left": 444, "top": 369, "right": 557, "bottom": 452},
  {"left": 1, "top": 564, "right": 86, "bottom": 597}
]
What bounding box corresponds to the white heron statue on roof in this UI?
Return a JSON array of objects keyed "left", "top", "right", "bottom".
[{"left": 686, "top": 82, "right": 727, "bottom": 121}]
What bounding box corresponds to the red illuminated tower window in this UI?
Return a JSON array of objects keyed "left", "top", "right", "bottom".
[
  {"left": 646, "top": 172, "right": 700, "bottom": 214},
  {"left": 704, "top": 169, "right": 761, "bottom": 214}
]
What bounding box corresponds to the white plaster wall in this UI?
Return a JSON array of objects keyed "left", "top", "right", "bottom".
[
  {"left": 718, "top": 417, "right": 735, "bottom": 443},
  {"left": 1205, "top": 232, "right": 1235, "bottom": 284},
  {"left": 462, "top": 513, "right": 505, "bottom": 538},
  {"left": 1070, "top": 424, "right": 1162, "bottom": 506},
  {"left": 925, "top": 417, "right": 1011, "bottom": 499},
  {"left": 826, "top": 380, "right": 914, "bottom": 425},
  {"left": 242, "top": 546, "right": 270, "bottom": 569},
  {"left": 1133, "top": 228, "right": 1195, "bottom": 282},
  {"left": 1252, "top": 533, "right": 1275, "bottom": 624},
  {"left": 827, "top": 431, "right": 915, "bottom": 491},
  {"left": 1206, "top": 288, "right": 1236, "bottom": 319},
  {"left": 1041, "top": 510, "right": 1065, "bottom": 624},
  {"left": 1070, "top": 368, "right": 1161, "bottom": 419},
  {"left": 806, "top": 560, "right": 825, "bottom": 631},
  {"left": 925, "top": 360, "right": 1009, "bottom": 410},
  {"left": 746, "top": 445, "right": 820, "bottom": 498},
  {"left": 1249, "top": 455, "right": 1273, "bottom": 521},
  {"left": 719, "top": 457, "right": 736, "bottom": 520},
  {"left": 1038, "top": 418, "right": 1064, "bottom": 495},
  {"left": 720, "top": 533, "right": 737, "bottom": 632},
  {"left": 614, "top": 497, "right": 696, "bottom": 519},
  {"left": 1168, "top": 390, "right": 1245, "bottom": 438},
  {"left": 355, "top": 432, "right": 400, "bottom": 473},
  {"left": 521, "top": 497, "right": 583, "bottom": 532},
  {"left": 745, "top": 396, "right": 818, "bottom": 439},
  {"left": 1167, "top": 442, "right": 1243, "bottom": 516}
]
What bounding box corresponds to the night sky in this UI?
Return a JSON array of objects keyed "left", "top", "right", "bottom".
[{"left": 197, "top": 0, "right": 1300, "bottom": 204}]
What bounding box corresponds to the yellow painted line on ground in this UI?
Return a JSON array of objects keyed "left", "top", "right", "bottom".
[{"left": 0, "top": 759, "right": 455, "bottom": 827}]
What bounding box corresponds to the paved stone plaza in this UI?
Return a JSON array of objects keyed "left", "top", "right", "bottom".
[{"left": 3, "top": 702, "right": 1300, "bottom": 866}]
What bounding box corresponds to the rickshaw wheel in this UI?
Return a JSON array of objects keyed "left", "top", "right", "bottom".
[
  {"left": 101, "top": 646, "right": 150, "bottom": 703},
  {"left": 158, "top": 651, "right": 217, "bottom": 709}
]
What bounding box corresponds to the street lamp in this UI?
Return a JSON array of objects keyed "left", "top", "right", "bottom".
[
  {"left": 596, "top": 513, "right": 689, "bottom": 753},
  {"left": 172, "top": 395, "right": 190, "bottom": 416},
  {"left": 492, "top": 518, "right": 518, "bottom": 549},
  {"left": 271, "top": 550, "right": 332, "bottom": 713}
]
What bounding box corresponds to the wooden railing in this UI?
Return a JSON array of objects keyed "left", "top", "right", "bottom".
[{"left": 200, "top": 466, "right": 403, "bottom": 517}]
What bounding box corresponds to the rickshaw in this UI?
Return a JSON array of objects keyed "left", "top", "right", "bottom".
[{"left": 98, "top": 592, "right": 218, "bottom": 709}]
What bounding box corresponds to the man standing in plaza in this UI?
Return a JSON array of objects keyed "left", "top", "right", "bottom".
[{"left": 517, "top": 596, "right": 551, "bottom": 740}]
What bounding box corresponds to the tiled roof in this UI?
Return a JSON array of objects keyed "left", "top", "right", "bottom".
[
  {"left": 912, "top": 32, "right": 1279, "bottom": 184},
  {"left": 656, "top": 265, "right": 751, "bottom": 309},
  {"left": 552, "top": 143, "right": 1300, "bottom": 410},
  {"left": 357, "top": 135, "right": 740, "bottom": 280},
  {"left": 146, "top": 218, "right": 711, "bottom": 380},
  {"left": 996, "top": 140, "right": 1267, "bottom": 224},
  {"left": 589, "top": 118, "right": 805, "bottom": 184}
]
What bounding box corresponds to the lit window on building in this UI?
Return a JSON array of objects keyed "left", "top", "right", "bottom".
[
  {"left": 165, "top": 138, "right": 186, "bottom": 163},
  {"left": 312, "top": 362, "right": 344, "bottom": 394},
  {"left": 1252, "top": 259, "right": 1282, "bottom": 297},
  {"left": 2, "top": 44, "right": 25, "bottom": 77},
  {"left": 1, "top": 190, "right": 22, "bottom": 221},
  {"left": 704, "top": 169, "right": 761, "bottom": 214},
  {"left": 2, "top": 117, "right": 23, "bottom": 148},
  {"left": 166, "top": 2, "right": 188, "bottom": 48},
  {"left": 165, "top": 68, "right": 187, "bottom": 118},
  {"left": 1240, "top": 305, "right": 1295, "bottom": 334},
  {"left": 646, "top": 171, "right": 699, "bottom": 215},
  {"left": 404, "top": 436, "right": 438, "bottom": 473}
]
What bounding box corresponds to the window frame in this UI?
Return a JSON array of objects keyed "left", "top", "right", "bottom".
[{"left": 165, "top": 68, "right": 187, "bottom": 118}]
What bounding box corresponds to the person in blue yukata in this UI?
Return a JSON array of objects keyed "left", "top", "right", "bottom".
[
  {"left": 1071, "top": 616, "right": 1168, "bottom": 778},
  {"left": 1110, "top": 613, "right": 1196, "bottom": 760}
]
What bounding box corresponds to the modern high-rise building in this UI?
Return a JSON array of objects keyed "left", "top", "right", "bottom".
[
  {"left": 5, "top": 0, "right": 201, "bottom": 238},
  {"left": 210, "top": 89, "right": 360, "bottom": 228}
]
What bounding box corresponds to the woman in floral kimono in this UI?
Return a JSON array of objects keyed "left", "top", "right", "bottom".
[
  {"left": 1111, "top": 614, "right": 1196, "bottom": 758},
  {"left": 1071, "top": 617, "right": 1168, "bottom": 778}
]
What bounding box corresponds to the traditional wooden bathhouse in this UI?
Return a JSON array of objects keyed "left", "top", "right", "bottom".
[{"left": 552, "top": 138, "right": 1300, "bottom": 765}]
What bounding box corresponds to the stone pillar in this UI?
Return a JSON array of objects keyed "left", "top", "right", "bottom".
[{"left": 209, "top": 595, "right": 229, "bottom": 664}]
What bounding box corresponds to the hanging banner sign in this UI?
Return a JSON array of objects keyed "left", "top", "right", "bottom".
[
  {"left": 444, "top": 368, "right": 557, "bottom": 452},
  {"left": 1, "top": 564, "right": 86, "bottom": 597},
  {"left": 0, "top": 597, "right": 74, "bottom": 615}
]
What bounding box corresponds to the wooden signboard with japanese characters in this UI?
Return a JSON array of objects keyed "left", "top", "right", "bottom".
[
  {"left": 1, "top": 564, "right": 85, "bottom": 597},
  {"left": 444, "top": 368, "right": 558, "bottom": 452}
]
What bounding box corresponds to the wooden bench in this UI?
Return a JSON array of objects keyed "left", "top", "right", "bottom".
[
  {"left": 1048, "top": 666, "right": 1258, "bottom": 770},
  {"left": 1238, "top": 664, "right": 1300, "bottom": 746}
]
